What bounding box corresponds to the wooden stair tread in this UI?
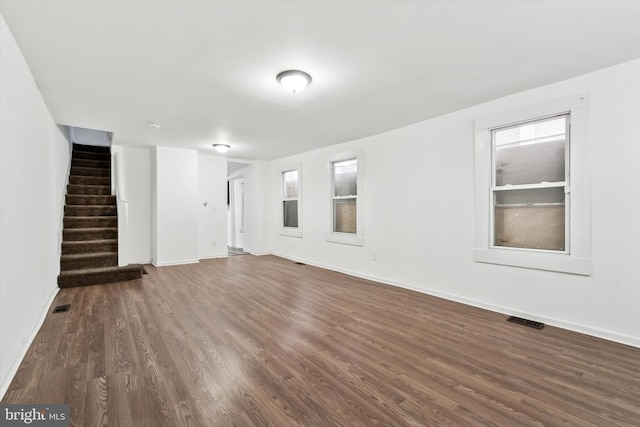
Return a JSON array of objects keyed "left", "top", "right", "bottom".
[
  {"left": 59, "top": 265, "right": 143, "bottom": 276},
  {"left": 63, "top": 239, "right": 118, "bottom": 244},
  {"left": 60, "top": 251, "right": 118, "bottom": 259},
  {"left": 64, "top": 227, "right": 117, "bottom": 231},
  {"left": 68, "top": 177, "right": 110, "bottom": 181},
  {"left": 63, "top": 215, "right": 117, "bottom": 219},
  {"left": 65, "top": 205, "right": 115, "bottom": 209}
]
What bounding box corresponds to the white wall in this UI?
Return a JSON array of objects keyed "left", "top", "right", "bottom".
[
  {"left": 198, "top": 154, "right": 228, "bottom": 258},
  {"left": 111, "top": 145, "right": 152, "bottom": 264},
  {"left": 152, "top": 147, "right": 199, "bottom": 266},
  {"left": 111, "top": 147, "right": 228, "bottom": 264},
  {"left": 0, "top": 14, "right": 71, "bottom": 398},
  {"left": 269, "top": 59, "right": 640, "bottom": 347},
  {"left": 70, "top": 126, "right": 111, "bottom": 147}
]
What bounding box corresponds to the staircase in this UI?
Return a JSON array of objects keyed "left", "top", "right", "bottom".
[{"left": 57, "top": 144, "right": 143, "bottom": 288}]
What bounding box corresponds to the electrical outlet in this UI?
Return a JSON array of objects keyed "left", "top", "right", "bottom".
[
  {"left": 212, "top": 240, "right": 216, "bottom": 246},
  {"left": 372, "top": 252, "right": 377, "bottom": 261}
]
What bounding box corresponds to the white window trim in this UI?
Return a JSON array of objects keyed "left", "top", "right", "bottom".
[
  {"left": 326, "top": 149, "right": 364, "bottom": 246},
  {"left": 279, "top": 163, "right": 302, "bottom": 238},
  {"left": 474, "top": 93, "right": 592, "bottom": 275}
]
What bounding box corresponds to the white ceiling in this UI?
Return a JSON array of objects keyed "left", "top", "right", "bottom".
[{"left": 1, "top": 1, "right": 639, "bottom": 161}]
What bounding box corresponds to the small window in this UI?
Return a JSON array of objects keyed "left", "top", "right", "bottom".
[
  {"left": 332, "top": 159, "right": 357, "bottom": 233},
  {"left": 492, "top": 114, "right": 569, "bottom": 252},
  {"left": 280, "top": 166, "right": 302, "bottom": 237},
  {"left": 327, "top": 151, "right": 364, "bottom": 246},
  {"left": 282, "top": 169, "right": 299, "bottom": 228}
]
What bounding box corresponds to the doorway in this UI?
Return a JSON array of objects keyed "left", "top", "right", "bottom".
[{"left": 227, "top": 176, "right": 246, "bottom": 254}]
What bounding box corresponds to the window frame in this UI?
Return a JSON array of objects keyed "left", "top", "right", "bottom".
[
  {"left": 327, "top": 150, "right": 364, "bottom": 246},
  {"left": 279, "top": 164, "right": 302, "bottom": 238},
  {"left": 490, "top": 112, "right": 571, "bottom": 254},
  {"left": 474, "top": 93, "right": 591, "bottom": 275}
]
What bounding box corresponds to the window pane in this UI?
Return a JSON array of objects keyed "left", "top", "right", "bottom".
[
  {"left": 333, "top": 159, "right": 357, "bottom": 197},
  {"left": 283, "top": 170, "right": 299, "bottom": 198},
  {"left": 494, "top": 187, "right": 565, "bottom": 251},
  {"left": 495, "top": 205, "right": 565, "bottom": 251},
  {"left": 283, "top": 200, "right": 298, "bottom": 228},
  {"left": 494, "top": 116, "right": 567, "bottom": 186},
  {"left": 495, "top": 187, "right": 565, "bottom": 205},
  {"left": 333, "top": 198, "right": 356, "bottom": 233}
]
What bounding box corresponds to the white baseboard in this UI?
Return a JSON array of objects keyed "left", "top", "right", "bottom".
[
  {"left": 198, "top": 255, "right": 229, "bottom": 260},
  {"left": 0, "top": 286, "right": 59, "bottom": 400},
  {"left": 152, "top": 259, "right": 200, "bottom": 267},
  {"left": 128, "top": 258, "right": 152, "bottom": 265},
  {"left": 273, "top": 252, "right": 640, "bottom": 349}
]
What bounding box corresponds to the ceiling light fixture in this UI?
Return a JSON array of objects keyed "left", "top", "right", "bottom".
[
  {"left": 212, "top": 144, "right": 230, "bottom": 153},
  {"left": 276, "top": 70, "right": 312, "bottom": 93},
  {"left": 148, "top": 121, "right": 160, "bottom": 128}
]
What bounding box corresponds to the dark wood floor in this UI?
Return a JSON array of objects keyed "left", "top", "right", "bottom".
[{"left": 3, "top": 255, "right": 640, "bottom": 426}]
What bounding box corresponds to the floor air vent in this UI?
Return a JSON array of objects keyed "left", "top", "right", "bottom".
[
  {"left": 507, "top": 316, "right": 544, "bottom": 329},
  {"left": 52, "top": 304, "right": 71, "bottom": 314}
]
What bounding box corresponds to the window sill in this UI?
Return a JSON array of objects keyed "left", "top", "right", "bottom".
[
  {"left": 280, "top": 227, "right": 302, "bottom": 238},
  {"left": 326, "top": 232, "right": 364, "bottom": 247},
  {"left": 474, "top": 248, "right": 591, "bottom": 276}
]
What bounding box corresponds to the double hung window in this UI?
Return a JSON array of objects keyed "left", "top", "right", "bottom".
[
  {"left": 282, "top": 170, "right": 299, "bottom": 228},
  {"left": 280, "top": 167, "right": 302, "bottom": 237},
  {"left": 332, "top": 159, "right": 358, "bottom": 234},
  {"left": 474, "top": 94, "right": 591, "bottom": 275},
  {"left": 327, "top": 151, "right": 364, "bottom": 246},
  {"left": 492, "top": 114, "right": 569, "bottom": 252}
]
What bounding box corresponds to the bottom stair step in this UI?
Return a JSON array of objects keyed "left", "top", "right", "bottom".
[{"left": 58, "top": 265, "right": 144, "bottom": 288}]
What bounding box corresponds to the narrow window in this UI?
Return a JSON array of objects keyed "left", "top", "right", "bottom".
[
  {"left": 282, "top": 169, "right": 299, "bottom": 229},
  {"left": 491, "top": 113, "right": 570, "bottom": 252},
  {"left": 332, "top": 158, "right": 358, "bottom": 234}
]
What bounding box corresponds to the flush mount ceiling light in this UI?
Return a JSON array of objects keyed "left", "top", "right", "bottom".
[
  {"left": 212, "top": 144, "right": 230, "bottom": 153},
  {"left": 276, "top": 70, "right": 312, "bottom": 93}
]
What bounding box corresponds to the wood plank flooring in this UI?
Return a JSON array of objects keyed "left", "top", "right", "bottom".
[{"left": 3, "top": 255, "right": 640, "bottom": 426}]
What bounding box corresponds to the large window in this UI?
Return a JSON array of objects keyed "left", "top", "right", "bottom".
[
  {"left": 327, "top": 151, "right": 364, "bottom": 246},
  {"left": 492, "top": 114, "right": 569, "bottom": 252},
  {"left": 474, "top": 94, "right": 591, "bottom": 275},
  {"left": 280, "top": 166, "right": 302, "bottom": 237}
]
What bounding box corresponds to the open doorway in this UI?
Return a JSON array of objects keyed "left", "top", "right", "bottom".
[{"left": 227, "top": 176, "right": 247, "bottom": 255}]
